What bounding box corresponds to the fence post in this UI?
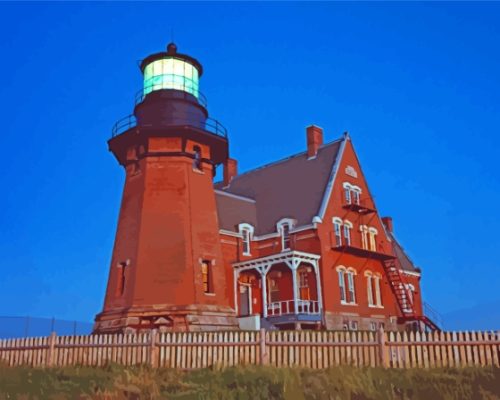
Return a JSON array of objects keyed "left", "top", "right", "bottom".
[
  {"left": 377, "top": 326, "right": 388, "bottom": 368},
  {"left": 47, "top": 331, "right": 57, "bottom": 368},
  {"left": 149, "top": 329, "right": 158, "bottom": 368},
  {"left": 259, "top": 328, "right": 268, "bottom": 365}
]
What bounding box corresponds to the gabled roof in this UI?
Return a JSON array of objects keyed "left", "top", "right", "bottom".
[{"left": 214, "top": 139, "right": 343, "bottom": 235}]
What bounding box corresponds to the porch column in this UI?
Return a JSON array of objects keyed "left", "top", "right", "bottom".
[
  {"left": 286, "top": 258, "right": 300, "bottom": 314},
  {"left": 233, "top": 269, "right": 240, "bottom": 316},
  {"left": 258, "top": 263, "right": 272, "bottom": 318},
  {"left": 313, "top": 260, "right": 323, "bottom": 313}
]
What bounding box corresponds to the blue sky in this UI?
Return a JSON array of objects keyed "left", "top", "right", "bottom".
[{"left": 0, "top": 2, "right": 498, "bottom": 330}]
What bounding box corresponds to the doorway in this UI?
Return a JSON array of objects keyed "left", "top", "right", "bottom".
[{"left": 239, "top": 284, "right": 252, "bottom": 316}]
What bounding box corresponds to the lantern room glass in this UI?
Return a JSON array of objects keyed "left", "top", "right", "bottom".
[{"left": 143, "top": 58, "right": 199, "bottom": 98}]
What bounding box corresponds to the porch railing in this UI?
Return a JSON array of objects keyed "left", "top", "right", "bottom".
[{"left": 267, "top": 300, "right": 320, "bottom": 317}]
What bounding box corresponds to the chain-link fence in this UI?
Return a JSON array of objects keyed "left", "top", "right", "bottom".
[{"left": 0, "top": 316, "right": 93, "bottom": 338}]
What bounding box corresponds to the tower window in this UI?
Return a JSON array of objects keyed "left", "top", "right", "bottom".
[
  {"left": 193, "top": 146, "right": 202, "bottom": 171},
  {"left": 201, "top": 260, "right": 213, "bottom": 294},
  {"left": 116, "top": 261, "right": 128, "bottom": 297}
]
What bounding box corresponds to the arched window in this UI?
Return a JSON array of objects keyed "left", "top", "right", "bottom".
[
  {"left": 343, "top": 183, "right": 352, "bottom": 204},
  {"left": 368, "top": 227, "right": 378, "bottom": 251},
  {"left": 343, "top": 220, "right": 353, "bottom": 246},
  {"left": 277, "top": 219, "right": 295, "bottom": 251},
  {"left": 360, "top": 225, "right": 368, "bottom": 250},
  {"left": 238, "top": 223, "right": 254, "bottom": 256},
  {"left": 337, "top": 267, "right": 347, "bottom": 302},
  {"left": 346, "top": 269, "right": 356, "bottom": 304},
  {"left": 333, "top": 217, "right": 343, "bottom": 246},
  {"left": 343, "top": 182, "right": 362, "bottom": 206},
  {"left": 366, "top": 271, "right": 383, "bottom": 307},
  {"left": 337, "top": 266, "right": 356, "bottom": 305},
  {"left": 374, "top": 274, "right": 383, "bottom": 307},
  {"left": 365, "top": 271, "right": 374, "bottom": 306}
]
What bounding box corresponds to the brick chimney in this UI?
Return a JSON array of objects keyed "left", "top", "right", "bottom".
[
  {"left": 307, "top": 125, "right": 323, "bottom": 158},
  {"left": 382, "top": 217, "right": 393, "bottom": 233},
  {"left": 223, "top": 158, "right": 238, "bottom": 186}
]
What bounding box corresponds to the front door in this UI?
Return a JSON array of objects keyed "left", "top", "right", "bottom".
[{"left": 239, "top": 285, "right": 251, "bottom": 316}]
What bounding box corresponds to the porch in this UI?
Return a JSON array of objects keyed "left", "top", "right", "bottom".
[{"left": 233, "top": 251, "right": 322, "bottom": 330}]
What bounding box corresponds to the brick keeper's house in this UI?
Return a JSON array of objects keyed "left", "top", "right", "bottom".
[{"left": 94, "top": 43, "right": 439, "bottom": 334}]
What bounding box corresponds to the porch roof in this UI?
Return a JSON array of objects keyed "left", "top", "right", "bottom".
[{"left": 233, "top": 250, "right": 320, "bottom": 271}]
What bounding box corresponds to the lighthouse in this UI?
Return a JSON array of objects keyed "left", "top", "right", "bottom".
[{"left": 94, "top": 43, "right": 238, "bottom": 333}]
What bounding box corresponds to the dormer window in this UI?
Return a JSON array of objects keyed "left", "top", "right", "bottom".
[
  {"left": 277, "top": 219, "right": 295, "bottom": 251},
  {"left": 238, "top": 223, "right": 254, "bottom": 256},
  {"left": 242, "top": 229, "right": 251, "bottom": 255}
]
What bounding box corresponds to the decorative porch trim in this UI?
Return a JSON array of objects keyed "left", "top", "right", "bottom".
[
  {"left": 233, "top": 251, "right": 322, "bottom": 318},
  {"left": 233, "top": 250, "right": 320, "bottom": 271}
]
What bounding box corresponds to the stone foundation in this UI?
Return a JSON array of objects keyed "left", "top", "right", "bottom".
[
  {"left": 94, "top": 304, "right": 238, "bottom": 333},
  {"left": 324, "top": 311, "right": 400, "bottom": 331}
]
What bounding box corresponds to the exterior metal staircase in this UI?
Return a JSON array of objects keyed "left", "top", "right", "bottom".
[{"left": 383, "top": 259, "right": 440, "bottom": 331}]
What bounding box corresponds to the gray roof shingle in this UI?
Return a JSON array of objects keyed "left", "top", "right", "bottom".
[{"left": 215, "top": 139, "right": 342, "bottom": 235}]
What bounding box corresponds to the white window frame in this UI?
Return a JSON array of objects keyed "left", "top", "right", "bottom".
[
  {"left": 374, "top": 274, "right": 383, "bottom": 307},
  {"left": 365, "top": 271, "right": 374, "bottom": 306},
  {"left": 333, "top": 217, "right": 343, "bottom": 247},
  {"left": 343, "top": 220, "right": 353, "bottom": 246},
  {"left": 277, "top": 218, "right": 295, "bottom": 252},
  {"left": 346, "top": 268, "right": 357, "bottom": 304},
  {"left": 238, "top": 223, "right": 254, "bottom": 256},
  {"left": 336, "top": 266, "right": 347, "bottom": 303},
  {"left": 342, "top": 182, "right": 353, "bottom": 204},
  {"left": 368, "top": 227, "right": 378, "bottom": 251},
  {"left": 360, "top": 225, "right": 368, "bottom": 250}
]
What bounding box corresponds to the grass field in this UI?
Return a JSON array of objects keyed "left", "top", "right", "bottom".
[{"left": 0, "top": 364, "right": 499, "bottom": 399}]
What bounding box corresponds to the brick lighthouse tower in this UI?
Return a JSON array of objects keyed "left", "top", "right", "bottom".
[{"left": 94, "top": 43, "right": 238, "bottom": 333}]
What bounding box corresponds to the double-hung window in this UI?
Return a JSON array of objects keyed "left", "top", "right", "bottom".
[
  {"left": 344, "top": 186, "right": 352, "bottom": 204},
  {"left": 343, "top": 222, "right": 352, "bottom": 246},
  {"left": 334, "top": 220, "right": 342, "bottom": 246},
  {"left": 374, "top": 275, "right": 382, "bottom": 307},
  {"left": 338, "top": 270, "right": 346, "bottom": 302},
  {"left": 239, "top": 223, "right": 254, "bottom": 256},
  {"left": 347, "top": 271, "right": 356, "bottom": 304},
  {"left": 366, "top": 273, "right": 374, "bottom": 306}
]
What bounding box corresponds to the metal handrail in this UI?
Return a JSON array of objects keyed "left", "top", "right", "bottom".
[
  {"left": 423, "top": 302, "right": 443, "bottom": 328},
  {"left": 136, "top": 73, "right": 208, "bottom": 108},
  {"left": 110, "top": 114, "right": 228, "bottom": 139},
  {"left": 267, "top": 300, "right": 320, "bottom": 317}
]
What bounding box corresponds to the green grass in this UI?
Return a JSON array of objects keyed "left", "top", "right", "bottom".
[{"left": 0, "top": 364, "right": 498, "bottom": 400}]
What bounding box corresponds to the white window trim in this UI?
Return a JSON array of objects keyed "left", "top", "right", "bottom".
[
  {"left": 238, "top": 223, "right": 254, "bottom": 256},
  {"left": 344, "top": 267, "right": 357, "bottom": 305},
  {"left": 277, "top": 218, "right": 295, "bottom": 252},
  {"left": 365, "top": 271, "right": 374, "bottom": 306}
]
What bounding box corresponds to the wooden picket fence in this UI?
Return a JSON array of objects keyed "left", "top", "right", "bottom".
[{"left": 0, "top": 328, "right": 499, "bottom": 369}]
